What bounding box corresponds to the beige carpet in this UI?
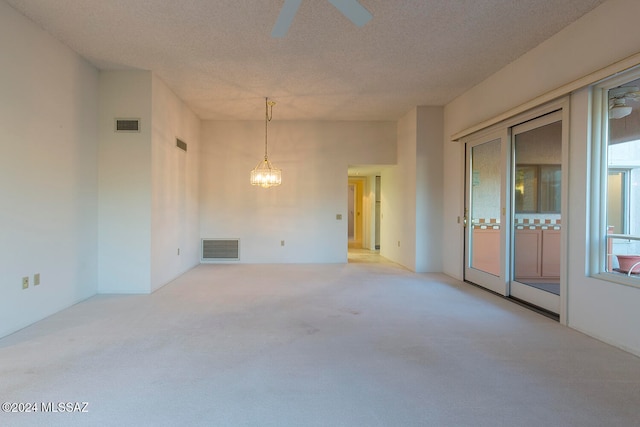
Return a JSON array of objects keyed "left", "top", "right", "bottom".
[{"left": 1, "top": 261, "right": 639, "bottom": 426}]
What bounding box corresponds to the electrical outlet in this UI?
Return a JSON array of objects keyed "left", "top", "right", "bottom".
[
  {"left": 281, "top": 240, "right": 285, "bottom": 246},
  {"left": 34, "top": 273, "right": 40, "bottom": 286},
  {"left": 336, "top": 214, "right": 342, "bottom": 220},
  {"left": 22, "top": 276, "right": 29, "bottom": 289}
]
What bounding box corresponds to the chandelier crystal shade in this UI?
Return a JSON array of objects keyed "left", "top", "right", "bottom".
[{"left": 250, "top": 98, "right": 282, "bottom": 188}]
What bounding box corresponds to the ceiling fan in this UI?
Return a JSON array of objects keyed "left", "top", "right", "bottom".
[
  {"left": 272, "top": 0, "right": 372, "bottom": 38},
  {"left": 609, "top": 86, "right": 640, "bottom": 119}
]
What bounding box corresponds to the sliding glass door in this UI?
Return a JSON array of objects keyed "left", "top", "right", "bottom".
[
  {"left": 463, "top": 106, "right": 566, "bottom": 316},
  {"left": 510, "top": 112, "right": 563, "bottom": 314},
  {"left": 464, "top": 129, "right": 509, "bottom": 295}
]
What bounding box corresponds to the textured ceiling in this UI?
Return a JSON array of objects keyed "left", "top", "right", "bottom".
[{"left": 5, "top": 0, "right": 607, "bottom": 120}]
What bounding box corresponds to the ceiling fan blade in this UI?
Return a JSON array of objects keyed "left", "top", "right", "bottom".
[
  {"left": 327, "top": 0, "right": 372, "bottom": 27},
  {"left": 272, "top": 0, "right": 303, "bottom": 38}
]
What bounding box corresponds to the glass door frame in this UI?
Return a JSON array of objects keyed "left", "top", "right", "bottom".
[
  {"left": 509, "top": 110, "right": 565, "bottom": 315},
  {"left": 463, "top": 128, "right": 511, "bottom": 296}
]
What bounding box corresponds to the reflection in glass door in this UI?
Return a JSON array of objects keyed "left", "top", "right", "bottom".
[
  {"left": 464, "top": 130, "right": 508, "bottom": 295},
  {"left": 511, "top": 112, "right": 562, "bottom": 314}
]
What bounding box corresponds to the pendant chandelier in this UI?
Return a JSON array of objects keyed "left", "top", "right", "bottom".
[{"left": 250, "top": 98, "right": 282, "bottom": 188}]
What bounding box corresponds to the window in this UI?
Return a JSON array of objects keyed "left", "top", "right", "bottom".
[
  {"left": 514, "top": 165, "right": 561, "bottom": 213},
  {"left": 607, "top": 169, "right": 629, "bottom": 235},
  {"left": 594, "top": 73, "right": 640, "bottom": 285}
]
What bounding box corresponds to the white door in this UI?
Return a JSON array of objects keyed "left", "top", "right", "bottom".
[
  {"left": 510, "top": 111, "right": 563, "bottom": 314},
  {"left": 464, "top": 129, "right": 510, "bottom": 295}
]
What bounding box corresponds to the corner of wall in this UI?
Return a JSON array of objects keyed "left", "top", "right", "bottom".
[
  {"left": 149, "top": 73, "right": 202, "bottom": 291},
  {"left": 98, "top": 71, "right": 153, "bottom": 294}
]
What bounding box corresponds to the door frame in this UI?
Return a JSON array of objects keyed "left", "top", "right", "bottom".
[
  {"left": 348, "top": 177, "right": 366, "bottom": 249},
  {"left": 463, "top": 128, "right": 509, "bottom": 296},
  {"left": 509, "top": 110, "right": 565, "bottom": 315},
  {"left": 462, "top": 127, "right": 511, "bottom": 296},
  {"left": 461, "top": 97, "right": 570, "bottom": 324}
]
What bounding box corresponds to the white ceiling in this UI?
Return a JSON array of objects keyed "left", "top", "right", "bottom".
[{"left": 5, "top": 0, "right": 607, "bottom": 120}]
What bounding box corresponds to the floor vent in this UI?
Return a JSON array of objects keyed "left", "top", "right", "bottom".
[
  {"left": 201, "top": 239, "right": 239, "bottom": 262},
  {"left": 115, "top": 118, "right": 140, "bottom": 132},
  {"left": 176, "top": 138, "right": 187, "bottom": 152}
]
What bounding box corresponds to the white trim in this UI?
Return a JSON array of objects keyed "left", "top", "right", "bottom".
[
  {"left": 510, "top": 281, "right": 560, "bottom": 313},
  {"left": 511, "top": 110, "right": 562, "bottom": 135},
  {"left": 559, "top": 101, "right": 571, "bottom": 324}
]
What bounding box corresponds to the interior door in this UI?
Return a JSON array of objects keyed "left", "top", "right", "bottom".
[
  {"left": 464, "top": 129, "right": 509, "bottom": 295},
  {"left": 510, "top": 111, "right": 563, "bottom": 314}
]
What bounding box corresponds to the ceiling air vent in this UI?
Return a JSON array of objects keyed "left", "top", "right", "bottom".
[
  {"left": 115, "top": 118, "right": 140, "bottom": 132},
  {"left": 176, "top": 138, "right": 187, "bottom": 152},
  {"left": 201, "top": 239, "right": 240, "bottom": 262}
]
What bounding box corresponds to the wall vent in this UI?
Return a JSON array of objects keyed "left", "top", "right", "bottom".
[
  {"left": 176, "top": 138, "right": 187, "bottom": 152},
  {"left": 115, "top": 118, "right": 140, "bottom": 132},
  {"left": 201, "top": 239, "right": 239, "bottom": 262}
]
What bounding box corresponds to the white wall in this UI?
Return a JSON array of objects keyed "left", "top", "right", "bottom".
[
  {"left": 364, "top": 175, "right": 377, "bottom": 250},
  {"left": 0, "top": 1, "right": 99, "bottom": 337},
  {"left": 382, "top": 106, "right": 443, "bottom": 272},
  {"left": 99, "top": 71, "right": 202, "bottom": 294},
  {"left": 150, "top": 75, "right": 201, "bottom": 291},
  {"left": 200, "top": 120, "right": 395, "bottom": 263},
  {"left": 415, "top": 106, "right": 444, "bottom": 272},
  {"left": 98, "top": 71, "right": 153, "bottom": 293},
  {"left": 443, "top": 0, "right": 640, "bottom": 355},
  {"left": 381, "top": 111, "right": 417, "bottom": 268},
  {"left": 380, "top": 165, "right": 402, "bottom": 261}
]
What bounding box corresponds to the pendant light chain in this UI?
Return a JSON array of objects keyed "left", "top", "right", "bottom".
[
  {"left": 250, "top": 97, "right": 282, "bottom": 188},
  {"left": 265, "top": 98, "right": 270, "bottom": 159},
  {"left": 265, "top": 97, "right": 274, "bottom": 159}
]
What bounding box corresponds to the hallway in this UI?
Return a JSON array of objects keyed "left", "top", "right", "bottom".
[{"left": 347, "top": 248, "right": 389, "bottom": 264}]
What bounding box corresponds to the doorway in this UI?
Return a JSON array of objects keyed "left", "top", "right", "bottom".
[
  {"left": 346, "top": 173, "right": 382, "bottom": 259},
  {"left": 463, "top": 106, "right": 566, "bottom": 317},
  {"left": 348, "top": 178, "right": 364, "bottom": 249}
]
